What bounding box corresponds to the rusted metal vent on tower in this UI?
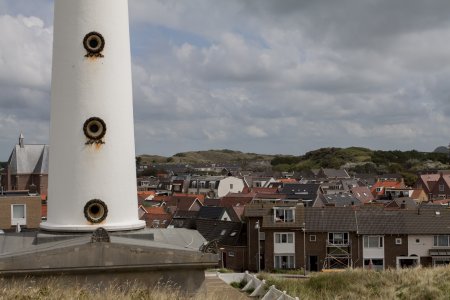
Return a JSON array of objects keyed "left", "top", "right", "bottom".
[
  {"left": 83, "top": 117, "right": 106, "bottom": 144},
  {"left": 83, "top": 31, "right": 105, "bottom": 57},
  {"left": 84, "top": 199, "right": 108, "bottom": 223}
]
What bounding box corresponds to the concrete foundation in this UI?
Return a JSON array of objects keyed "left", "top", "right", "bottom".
[{"left": 0, "top": 228, "right": 218, "bottom": 294}]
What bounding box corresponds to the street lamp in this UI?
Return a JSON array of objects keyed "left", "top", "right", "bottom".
[
  {"left": 302, "top": 222, "right": 306, "bottom": 276},
  {"left": 255, "top": 220, "right": 261, "bottom": 273}
]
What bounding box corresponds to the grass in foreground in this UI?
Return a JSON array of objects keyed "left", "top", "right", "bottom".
[
  {"left": 0, "top": 278, "right": 231, "bottom": 300},
  {"left": 259, "top": 266, "right": 450, "bottom": 300}
]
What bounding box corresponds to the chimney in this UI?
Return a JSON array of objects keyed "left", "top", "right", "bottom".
[
  {"left": 400, "top": 200, "right": 406, "bottom": 209},
  {"left": 19, "top": 133, "right": 24, "bottom": 148}
]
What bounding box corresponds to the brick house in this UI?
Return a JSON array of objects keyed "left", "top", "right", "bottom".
[
  {"left": 370, "top": 180, "right": 406, "bottom": 199},
  {"left": 245, "top": 203, "right": 305, "bottom": 272},
  {"left": 0, "top": 193, "right": 41, "bottom": 231},
  {"left": 429, "top": 173, "right": 450, "bottom": 200},
  {"left": 244, "top": 205, "right": 450, "bottom": 272},
  {"left": 414, "top": 173, "right": 444, "bottom": 200}
]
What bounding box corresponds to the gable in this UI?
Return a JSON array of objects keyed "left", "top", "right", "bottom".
[{"left": 8, "top": 145, "right": 49, "bottom": 175}]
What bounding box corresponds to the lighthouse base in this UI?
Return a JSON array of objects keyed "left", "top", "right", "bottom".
[
  {"left": 0, "top": 228, "right": 218, "bottom": 295},
  {"left": 40, "top": 220, "right": 146, "bottom": 232}
]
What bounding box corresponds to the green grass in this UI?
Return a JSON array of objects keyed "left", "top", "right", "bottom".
[
  {"left": 230, "top": 278, "right": 247, "bottom": 289},
  {"left": 259, "top": 266, "right": 450, "bottom": 300}
]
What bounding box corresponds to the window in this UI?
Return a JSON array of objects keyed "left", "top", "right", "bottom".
[
  {"left": 274, "top": 255, "right": 295, "bottom": 269},
  {"left": 363, "top": 236, "right": 383, "bottom": 248},
  {"left": 11, "top": 204, "right": 26, "bottom": 226},
  {"left": 415, "top": 238, "right": 421, "bottom": 244},
  {"left": 200, "top": 181, "right": 206, "bottom": 188},
  {"left": 275, "top": 233, "right": 294, "bottom": 244},
  {"left": 230, "top": 184, "right": 233, "bottom": 189},
  {"left": 434, "top": 235, "right": 450, "bottom": 247},
  {"left": 376, "top": 187, "right": 382, "bottom": 192},
  {"left": 328, "top": 232, "right": 349, "bottom": 245},
  {"left": 395, "top": 238, "right": 402, "bottom": 245},
  {"left": 439, "top": 184, "right": 445, "bottom": 192},
  {"left": 309, "top": 235, "right": 317, "bottom": 242},
  {"left": 274, "top": 207, "right": 295, "bottom": 223},
  {"left": 209, "top": 182, "right": 215, "bottom": 189},
  {"left": 228, "top": 251, "right": 235, "bottom": 257}
]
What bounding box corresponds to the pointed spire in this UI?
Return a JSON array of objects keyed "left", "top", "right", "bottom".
[{"left": 19, "top": 133, "right": 24, "bottom": 148}]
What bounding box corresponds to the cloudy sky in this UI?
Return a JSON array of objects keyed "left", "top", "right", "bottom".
[{"left": 0, "top": 0, "right": 450, "bottom": 160}]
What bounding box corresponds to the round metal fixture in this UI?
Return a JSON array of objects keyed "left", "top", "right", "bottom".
[
  {"left": 84, "top": 199, "right": 108, "bottom": 223},
  {"left": 83, "top": 117, "right": 106, "bottom": 140},
  {"left": 83, "top": 32, "right": 105, "bottom": 56}
]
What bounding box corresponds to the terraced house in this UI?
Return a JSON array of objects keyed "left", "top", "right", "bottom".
[{"left": 245, "top": 204, "right": 450, "bottom": 272}]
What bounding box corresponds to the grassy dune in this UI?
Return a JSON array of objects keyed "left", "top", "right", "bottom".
[
  {"left": 0, "top": 278, "right": 229, "bottom": 300},
  {"left": 260, "top": 266, "right": 450, "bottom": 300}
]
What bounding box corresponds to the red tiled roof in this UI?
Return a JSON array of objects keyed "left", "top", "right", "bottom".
[
  {"left": 254, "top": 193, "right": 287, "bottom": 199},
  {"left": 251, "top": 187, "right": 278, "bottom": 194},
  {"left": 370, "top": 180, "right": 405, "bottom": 197},
  {"left": 231, "top": 206, "right": 245, "bottom": 221},
  {"left": 146, "top": 206, "right": 166, "bottom": 214},
  {"left": 156, "top": 195, "right": 202, "bottom": 211},
  {"left": 419, "top": 174, "right": 440, "bottom": 191},
  {"left": 173, "top": 193, "right": 205, "bottom": 203},
  {"left": 277, "top": 178, "right": 298, "bottom": 183},
  {"left": 142, "top": 213, "right": 172, "bottom": 228},
  {"left": 137, "top": 191, "right": 156, "bottom": 205},
  {"left": 220, "top": 195, "right": 254, "bottom": 208}
]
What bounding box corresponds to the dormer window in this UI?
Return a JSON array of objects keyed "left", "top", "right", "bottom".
[{"left": 274, "top": 207, "right": 295, "bottom": 223}]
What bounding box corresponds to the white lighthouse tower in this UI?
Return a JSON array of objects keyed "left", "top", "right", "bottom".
[{"left": 41, "top": 0, "right": 145, "bottom": 231}]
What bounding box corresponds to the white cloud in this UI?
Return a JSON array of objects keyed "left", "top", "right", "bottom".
[
  {"left": 2, "top": 0, "right": 450, "bottom": 159},
  {"left": 246, "top": 126, "right": 268, "bottom": 138}
]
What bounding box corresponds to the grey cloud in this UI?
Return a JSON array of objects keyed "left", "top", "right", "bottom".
[{"left": 2, "top": 0, "right": 450, "bottom": 159}]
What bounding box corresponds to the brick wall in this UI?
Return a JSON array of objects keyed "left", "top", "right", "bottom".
[
  {"left": 0, "top": 196, "right": 41, "bottom": 230},
  {"left": 2, "top": 173, "right": 48, "bottom": 195},
  {"left": 247, "top": 218, "right": 260, "bottom": 272},
  {"left": 384, "top": 235, "right": 408, "bottom": 268},
  {"left": 222, "top": 246, "right": 247, "bottom": 272},
  {"left": 305, "top": 232, "right": 327, "bottom": 271}
]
